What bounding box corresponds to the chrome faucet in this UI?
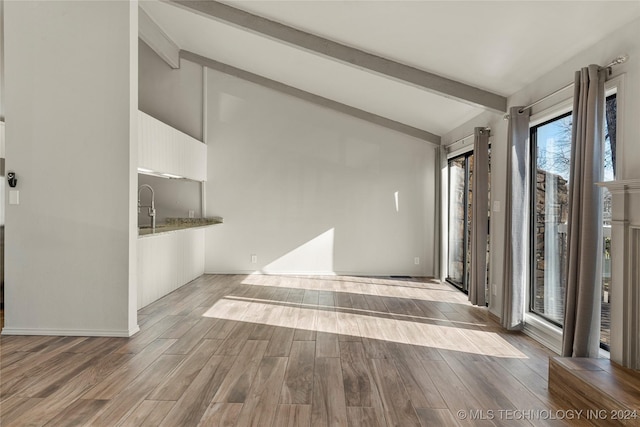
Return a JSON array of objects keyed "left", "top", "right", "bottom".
[{"left": 138, "top": 184, "right": 156, "bottom": 230}]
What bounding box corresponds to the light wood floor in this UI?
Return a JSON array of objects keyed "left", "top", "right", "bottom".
[{"left": 1, "top": 274, "right": 580, "bottom": 426}]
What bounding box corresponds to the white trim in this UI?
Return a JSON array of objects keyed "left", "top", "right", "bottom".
[
  {"left": 634, "top": 226, "right": 640, "bottom": 368},
  {"left": 529, "top": 97, "right": 573, "bottom": 127},
  {"left": 523, "top": 313, "right": 562, "bottom": 354},
  {"left": 605, "top": 73, "right": 625, "bottom": 179},
  {"left": 203, "top": 270, "right": 434, "bottom": 278},
  {"left": 447, "top": 143, "right": 474, "bottom": 160},
  {"left": 206, "top": 270, "right": 338, "bottom": 276},
  {"left": 523, "top": 102, "right": 569, "bottom": 356},
  {"left": 444, "top": 129, "right": 491, "bottom": 157},
  {"left": 259, "top": 270, "right": 337, "bottom": 276},
  {"left": 205, "top": 270, "right": 257, "bottom": 275},
  {"left": 596, "top": 178, "right": 640, "bottom": 194},
  {"left": 1, "top": 325, "right": 140, "bottom": 337},
  {"left": 626, "top": 226, "right": 640, "bottom": 369}
]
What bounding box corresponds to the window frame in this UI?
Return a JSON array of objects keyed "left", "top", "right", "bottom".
[
  {"left": 528, "top": 110, "right": 573, "bottom": 327},
  {"left": 446, "top": 150, "right": 473, "bottom": 292},
  {"left": 521, "top": 74, "right": 625, "bottom": 355},
  {"left": 526, "top": 101, "right": 572, "bottom": 335}
]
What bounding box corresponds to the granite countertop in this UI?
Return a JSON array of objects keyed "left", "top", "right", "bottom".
[{"left": 138, "top": 216, "right": 223, "bottom": 237}]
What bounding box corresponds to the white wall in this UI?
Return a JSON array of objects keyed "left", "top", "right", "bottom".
[
  {"left": 204, "top": 69, "right": 437, "bottom": 276},
  {"left": 139, "top": 39, "right": 203, "bottom": 141},
  {"left": 442, "top": 17, "right": 640, "bottom": 320},
  {"left": 0, "top": 0, "right": 4, "bottom": 122},
  {"left": 3, "top": 1, "right": 138, "bottom": 336}
]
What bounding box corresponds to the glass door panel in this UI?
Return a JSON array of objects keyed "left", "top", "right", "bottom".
[
  {"left": 447, "top": 153, "right": 473, "bottom": 292},
  {"left": 600, "top": 93, "right": 617, "bottom": 351},
  {"left": 447, "top": 156, "right": 466, "bottom": 287},
  {"left": 530, "top": 112, "right": 572, "bottom": 325}
]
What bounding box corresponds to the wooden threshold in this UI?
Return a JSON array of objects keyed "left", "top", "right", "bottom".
[{"left": 549, "top": 357, "right": 640, "bottom": 426}]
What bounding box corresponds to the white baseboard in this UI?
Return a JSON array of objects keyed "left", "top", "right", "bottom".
[
  {"left": 260, "top": 270, "right": 337, "bottom": 276},
  {"left": 204, "top": 269, "right": 430, "bottom": 277},
  {"left": 204, "top": 270, "right": 259, "bottom": 275},
  {"left": 205, "top": 270, "right": 338, "bottom": 276},
  {"left": 1, "top": 326, "right": 138, "bottom": 337}
]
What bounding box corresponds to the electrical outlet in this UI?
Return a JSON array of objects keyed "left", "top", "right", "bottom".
[
  {"left": 188, "top": 210, "right": 195, "bottom": 218},
  {"left": 251, "top": 254, "right": 257, "bottom": 264},
  {"left": 414, "top": 257, "right": 420, "bottom": 265},
  {"left": 493, "top": 201, "right": 501, "bottom": 212},
  {"left": 492, "top": 283, "right": 497, "bottom": 296}
]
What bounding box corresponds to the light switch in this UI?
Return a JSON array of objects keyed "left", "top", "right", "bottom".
[
  {"left": 493, "top": 201, "right": 501, "bottom": 212},
  {"left": 9, "top": 190, "right": 19, "bottom": 205}
]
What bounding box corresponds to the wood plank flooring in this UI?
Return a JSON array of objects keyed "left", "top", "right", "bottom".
[
  {"left": 549, "top": 357, "right": 640, "bottom": 426},
  {"left": 0, "top": 274, "right": 582, "bottom": 426}
]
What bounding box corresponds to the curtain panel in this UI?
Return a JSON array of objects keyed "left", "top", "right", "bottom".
[
  {"left": 469, "top": 127, "right": 490, "bottom": 306},
  {"left": 501, "top": 107, "right": 531, "bottom": 330},
  {"left": 562, "top": 65, "right": 605, "bottom": 358}
]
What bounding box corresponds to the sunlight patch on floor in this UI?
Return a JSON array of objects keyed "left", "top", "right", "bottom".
[
  {"left": 202, "top": 297, "right": 527, "bottom": 359},
  {"left": 240, "top": 275, "right": 470, "bottom": 305},
  {"left": 223, "top": 295, "right": 488, "bottom": 329}
]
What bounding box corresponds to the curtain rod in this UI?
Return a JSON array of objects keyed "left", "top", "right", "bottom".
[
  {"left": 446, "top": 127, "right": 490, "bottom": 148},
  {"left": 504, "top": 54, "right": 628, "bottom": 120}
]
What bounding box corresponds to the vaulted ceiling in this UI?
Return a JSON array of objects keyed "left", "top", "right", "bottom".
[{"left": 140, "top": 0, "right": 640, "bottom": 143}]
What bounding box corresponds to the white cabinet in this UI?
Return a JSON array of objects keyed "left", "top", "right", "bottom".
[
  {"left": 137, "top": 228, "right": 205, "bottom": 309},
  {"left": 138, "top": 111, "right": 207, "bottom": 182},
  {"left": 176, "top": 228, "right": 206, "bottom": 288}
]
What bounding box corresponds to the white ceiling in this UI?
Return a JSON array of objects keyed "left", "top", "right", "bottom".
[{"left": 141, "top": 0, "right": 640, "bottom": 139}]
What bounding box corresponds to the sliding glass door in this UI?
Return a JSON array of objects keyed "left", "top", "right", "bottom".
[
  {"left": 600, "top": 92, "right": 617, "bottom": 351},
  {"left": 530, "top": 112, "right": 572, "bottom": 325},
  {"left": 529, "top": 94, "right": 616, "bottom": 349},
  {"left": 447, "top": 153, "right": 474, "bottom": 292}
]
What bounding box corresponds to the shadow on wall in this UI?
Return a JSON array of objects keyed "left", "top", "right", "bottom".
[
  {"left": 261, "top": 228, "right": 336, "bottom": 274},
  {"left": 207, "top": 213, "right": 426, "bottom": 277}
]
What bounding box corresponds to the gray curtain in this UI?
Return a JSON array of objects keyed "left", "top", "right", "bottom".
[
  {"left": 562, "top": 65, "right": 605, "bottom": 357},
  {"left": 469, "top": 127, "right": 490, "bottom": 306},
  {"left": 501, "top": 107, "right": 530, "bottom": 330}
]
